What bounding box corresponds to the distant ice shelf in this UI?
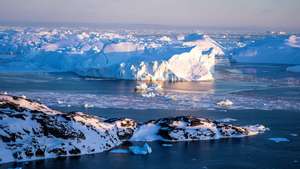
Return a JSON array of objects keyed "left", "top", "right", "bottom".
[
  {"left": 0, "top": 27, "right": 224, "bottom": 81},
  {"left": 230, "top": 34, "right": 300, "bottom": 65}
]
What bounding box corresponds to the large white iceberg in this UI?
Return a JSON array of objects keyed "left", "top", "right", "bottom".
[
  {"left": 0, "top": 28, "right": 224, "bottom": 81},
  {"left": 77, "top": 34, "right": 223, "bottom": 81},
  {"left": 230, "top": 35, "right": 300, "bottom": 65}
]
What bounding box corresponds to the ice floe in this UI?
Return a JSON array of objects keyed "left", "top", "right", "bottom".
[
  {"left": 134, "top": 82, "right": 163, "bottom": 97},
  {"left": 216, "top": 99, "right": 233, "bottom": 108},
  {"left": 128, "top": 143, "right": 152, "bottom": 155}
]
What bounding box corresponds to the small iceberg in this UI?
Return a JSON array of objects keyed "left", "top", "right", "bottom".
[
  {"left": 217, "top": 99, "right": 233, "bottom": 108},
  {"left": 84, "top": 103, "right": 94, "bottom": 108},
  {"left": 129, "top": 143, "right": 152, "bottom": 155},
  {"left": 134, "top": 82, "right": 163, "bottom": 98},
  {"left": 268, "top": 137, "right": 290, "bottom": 143}
]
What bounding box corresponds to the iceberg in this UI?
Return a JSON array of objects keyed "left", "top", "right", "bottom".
[
  {"left": 128, "top": 143, "right": 152, "bottom": 155},
  {"left": 231, "top": 35, "right": 300, "bottom": 65},
  {"left": 216, "top": 99, "right": 234, "bottom": 108},
  {"left": 0, "top": 27, "right": 224, "bottom": 81}
]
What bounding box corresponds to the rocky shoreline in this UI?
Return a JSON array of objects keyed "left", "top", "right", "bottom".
[{"left": 0, "top": 94, "right": 267, "bottom": 164}]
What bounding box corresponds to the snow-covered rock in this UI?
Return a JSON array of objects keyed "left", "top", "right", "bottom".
[
  {"left": 131, "top": 116, "right": 267, "bottom": 142},
  {"left": 0, "top": 94, "right": 267, "bottom": 164},
  {"left": 0, "top": 95, "right": 137, "bottom": 164}
]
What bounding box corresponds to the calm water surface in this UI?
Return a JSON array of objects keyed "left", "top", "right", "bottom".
[{"left": 0, "top": 64, "right": 300, "bottom": 169}]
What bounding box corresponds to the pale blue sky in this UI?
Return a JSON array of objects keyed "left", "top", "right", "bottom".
[{"left": 0, "top": 0, "right": 299, "bottom": 30}]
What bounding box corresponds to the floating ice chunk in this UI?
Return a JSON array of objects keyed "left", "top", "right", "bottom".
[
  {"left": 217, "top": 99, "right": 233, "bottom": 108},
  {"left": 290, "top": 133, "right": 298, "bottom": 137},
  {"left": 268, "top": 137, "right": 290, "bottom": 143},
  {"left": 57, "top": 100, "right": 64, "bottom": 104},
  {"left": 141, "top": 92, "right": 156, "bottom": 98},
  {"left": 129, "top": 143, "right": 152, "bottom": 155},
  {"left": 216, "top": 118, "right": 237, "bottom": 123},
  {"left": 287, "top": 65, "right": 300, "bottom": 73},
  {"left": 134, "top": 83, "right": 148, "bottom": 93},
  {"left": 135, "top": 83, "right": 162, "bottom": 98},
  {"left": 286, "top": 35, "right": 300, "bottom": 48},
  {"left": 1, "top": 91, "right": 8, "bottom": 95},
  {"left": 84, "top": 103, "right": 94, "bottom": 108},
  {"left": 110, "top": 149, "right": 129, "bottom": 154}
]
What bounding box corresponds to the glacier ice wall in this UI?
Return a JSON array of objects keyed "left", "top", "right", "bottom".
[{"left": 0, "top": 27, "right": 224, "bottom": 81}]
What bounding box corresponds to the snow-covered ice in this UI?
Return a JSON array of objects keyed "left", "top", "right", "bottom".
[
  {"left": 217, "top": 99, "right": 233, "bottom": 108},
  {"left": 134, "top": 82, "right": 163, "bottom": 97},
  {"left": 231, "top": 34, "right": 300, "bottom": 65},
  {"left": 0, "top": 28, "right": 224, "bottom": 82},
  {"left": 128, "top": 143, "right": 152, "bottom": 155}
]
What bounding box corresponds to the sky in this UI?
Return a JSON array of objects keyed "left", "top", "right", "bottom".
[{"left": 0, "top": 0, "right": 300, "bottom": 31}]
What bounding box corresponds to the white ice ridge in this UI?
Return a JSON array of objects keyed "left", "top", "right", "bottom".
[
  {"left": 0, "top": 27, "right": 224, "bottom": 81},
  {"left": 231, "top": 34, "right": 300, "bottom": 65},
  {"left": 0, "top": 94, "right": 267, "bottom": 164}
]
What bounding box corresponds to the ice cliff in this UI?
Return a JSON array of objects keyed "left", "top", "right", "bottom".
[{"left": 0, "top": 27, "right": 224, "bottom": 81}]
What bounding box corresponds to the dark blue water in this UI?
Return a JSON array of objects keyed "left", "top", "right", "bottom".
[{"left": 0, "top": 64, "right": 300, "bottom": 169}]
